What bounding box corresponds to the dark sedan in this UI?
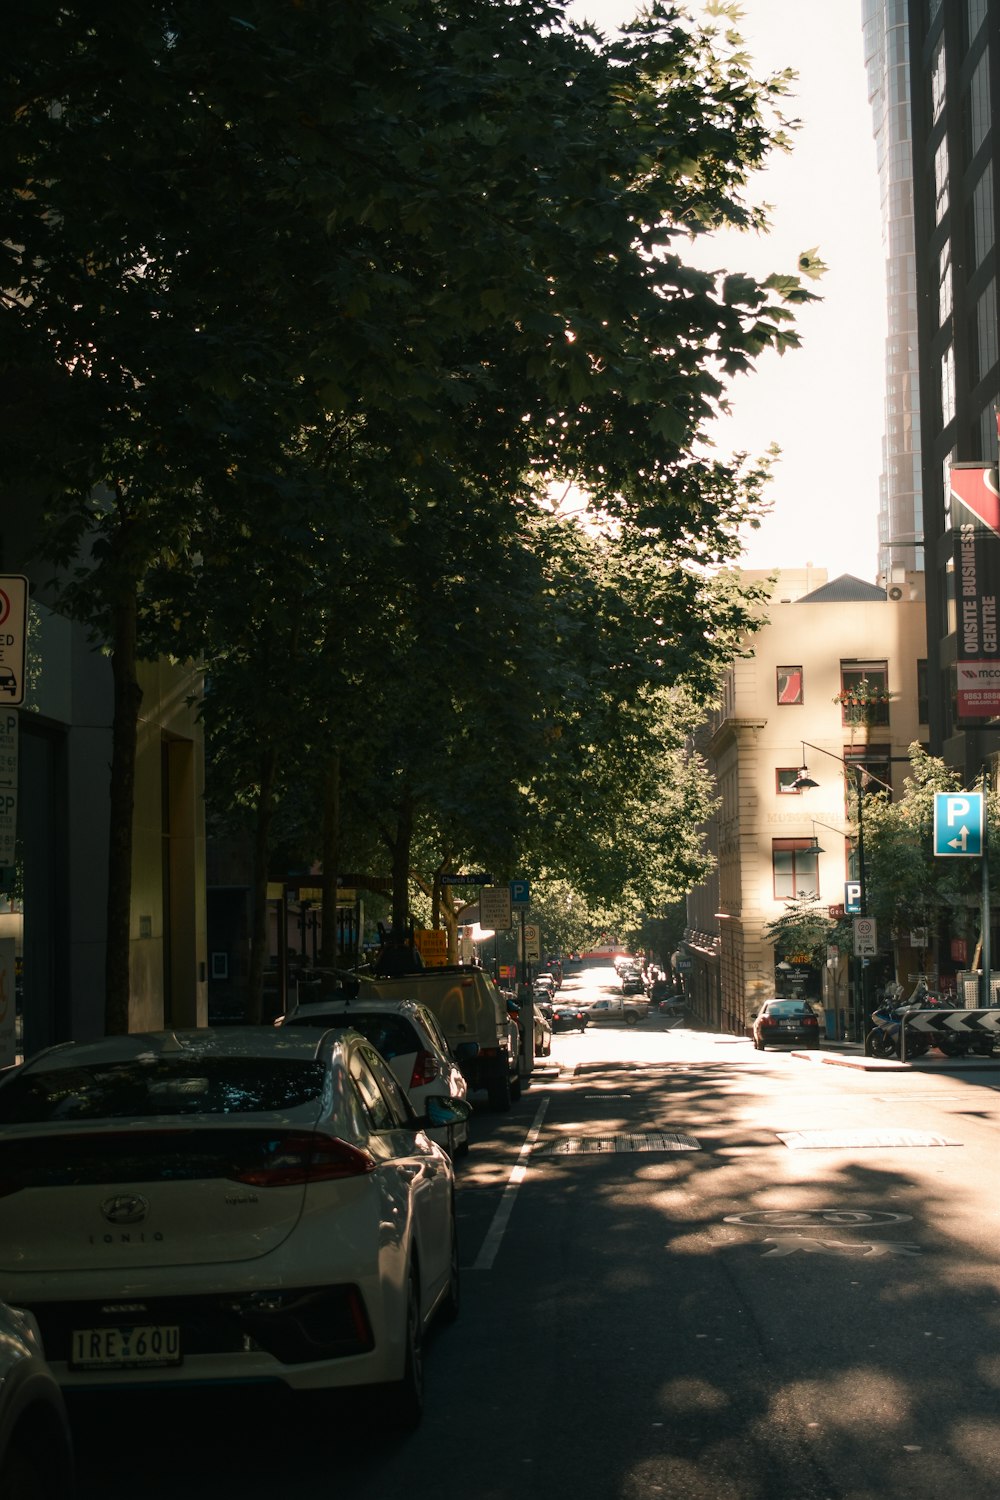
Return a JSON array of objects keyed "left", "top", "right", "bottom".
[
  {"left": 751, "top": 999, "right": 821, "bottom": 1050},
  {"left": 551, "top": 1003, "right": 589, "bottom": 1032}
]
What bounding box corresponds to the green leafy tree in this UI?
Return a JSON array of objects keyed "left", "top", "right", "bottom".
[
  {"left": 861, "top": 745, "right": 1000, "bottom": 974},
  {"left": 762, "top": 895, "right": 839, "bottom": 968},
  {"left": 6, "top": 0, "right": 819, "bottom": 1031}
]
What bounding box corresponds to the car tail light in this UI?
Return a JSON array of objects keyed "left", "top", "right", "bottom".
[
  {"left": 409, "top": 1049, "right": 440, "bottom": 1087},
  {"left": 232, "top": 1131, "right": 377, "bottom": 1187},
  {"left": 761, "top": 1017, "right": 779, "bottom": 1028},
  {"left": 803, "top": 1016, "right": 819, "bottom": 1027}
]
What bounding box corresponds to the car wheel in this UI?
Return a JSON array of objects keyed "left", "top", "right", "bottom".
[
  {"left": 624, "top": 1012, "right": 638, "bottom": 1026},
  {"left": 385, "top": 1266, "right": 424, "bottom": 1431},
  {"left": 867, "top": 1030, "right": 898, "bottom": 1059},
  {"left": 441, "top": 1215, "right": 460, "bottom": 1325}
]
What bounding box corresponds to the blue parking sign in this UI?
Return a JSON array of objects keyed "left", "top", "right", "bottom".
[
  {"left": 933, "top": 792, "right": 983, "bottom": 857},
  {"left": 510, "top": 879, "right": 530, "bottom": 906}
]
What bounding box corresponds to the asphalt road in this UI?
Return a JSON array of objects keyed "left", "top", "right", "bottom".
[{"left": 72, "top": 966, "right": 1000, "bottom": 1500}]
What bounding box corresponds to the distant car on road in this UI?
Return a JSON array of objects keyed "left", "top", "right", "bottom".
[
  {"left": 551, "top": 1002, "right": 589, "bottom": 1032},
  {"left": 750, "top": 998, "right": 822, "bottom": 1050},
  {"left": 621, "top": 971, "right": 646, "bottom": 996},
  {"left": 585, "top": 996, "right": 648, "bottom": 1027}
]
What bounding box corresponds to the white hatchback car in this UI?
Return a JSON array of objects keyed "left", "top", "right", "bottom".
[
  {"left": 280, "top": 998, "right": 471, "bottom": 1157},
  {"left": 0, "top": 1027, "right": 470, "bottom": 1428}
]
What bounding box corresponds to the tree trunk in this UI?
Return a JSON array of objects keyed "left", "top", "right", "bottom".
[
  {"left": 390, "top": 790, "right": 414, "bottom": 933},
  {"left": 246, "top": 744, "right": 279, "bottom": 1024},
  {"left": 319, "top": 750, "right": 340, "bottom": 967},
  {"left": 105, "top": 589, "right": 144, "bottom": 1035}
]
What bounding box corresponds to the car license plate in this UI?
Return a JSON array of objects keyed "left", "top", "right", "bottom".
[
  {"left": 780, "top": 1022, "right": 800, "bottom": 1030},
  {"left": 71, "top": 1325, "right": 181, "bottom": 1370}
]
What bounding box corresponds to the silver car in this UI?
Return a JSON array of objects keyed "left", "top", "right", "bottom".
[
  {"left": 279, "top": 997, "right": 471, "bottom": 1157},
  {"left": 0, "top": 1301, "right": 75, "bottom": 1498}
]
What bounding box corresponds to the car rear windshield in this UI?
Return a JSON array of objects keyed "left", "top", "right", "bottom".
[
  {"left": 287, "top": 1012, "right": 421, "bottom": 1060},
  {"left": 766, "top": 1002, "right": 814, "bottom": 1017},
  {"left": 0, "top": 1058, "right": 327, "bottom": 1123}
]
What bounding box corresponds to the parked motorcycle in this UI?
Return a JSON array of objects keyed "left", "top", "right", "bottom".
[
  {"left": 865, "top": 998, "right": 933, "bottom": 1059},
  {"left": 865, "top": 978, "right": 991, "bottom": 1059}
]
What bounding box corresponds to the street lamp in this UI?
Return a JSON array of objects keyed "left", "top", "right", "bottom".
[{"left": 791, "top": 741, "right": 895, "bottom": 1040}]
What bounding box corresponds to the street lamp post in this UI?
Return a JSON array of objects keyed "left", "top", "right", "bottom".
[{"left": 792, "top": 741, "right": 897, "bottom": 1042}]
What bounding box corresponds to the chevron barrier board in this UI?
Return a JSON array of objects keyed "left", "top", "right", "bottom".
[{"left": 902, "top": 1008, "right": 1000, "bottom": 1034}]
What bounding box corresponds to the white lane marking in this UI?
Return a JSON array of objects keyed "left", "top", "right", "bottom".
[
  {"left": 761, "top": 1237, "right": 922, "bottom": 1258},
  {"left": 471, "top": 1098, "right": 549, "bottom": 1271}
]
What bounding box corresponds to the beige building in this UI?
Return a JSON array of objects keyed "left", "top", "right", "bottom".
[{"left": 681, "top": 569, "right": 927, "bottom": 1040}]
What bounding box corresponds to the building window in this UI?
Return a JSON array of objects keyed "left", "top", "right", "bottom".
[
  {"left": 776, "top": 768, "right": 802, "bottom": 795},
  {"left": 845, "top": 746, "right": 893, "bottom": 806},
  {"left": 939, "top": 239, "right": 953, "bottom": 324},
  {"left": 970, "top": 166, "right": 994, "bottom": 269},
  {"left": 966, "top": 0, "right": 987, "bottom": 46},
  {"left": 967, "top": 52, "right": 991, "bottom": 157},
  {"left": 941, "top": 343, "right": 956, "bottom": 427},
  {"left": 839, "top": 663, "right": 890, "bottom": 726},
  {"left": 934, "top": 137, "right": 950, "bottom": 223},
  {"left": 772, "top": 839, "right": 820, "bottom": 900},
  {"left": 931, "top": 36, "right": 947, "bottom": 124},
  {"left": 777, "top": 666, "right": 803, "bottom": 704},
  {"left": 976, "top": 279, "right": 998, "bottom": 382}
]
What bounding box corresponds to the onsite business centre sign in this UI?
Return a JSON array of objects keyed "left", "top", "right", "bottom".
[{"left": 951, "top": 465, "right": 1000, "bottom": 719}]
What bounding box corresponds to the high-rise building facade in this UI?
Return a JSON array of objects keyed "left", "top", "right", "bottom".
[
  {"left": 863, "top": 0, "right": 925, "bottom": 583},
  {"left": 905, "top": 0, "right": 1000, "bottom": 777}
]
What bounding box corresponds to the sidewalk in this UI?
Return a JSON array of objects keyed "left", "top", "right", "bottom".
[{"left": 797, "top": 1037, "right": 1000, "bottom": 1071}]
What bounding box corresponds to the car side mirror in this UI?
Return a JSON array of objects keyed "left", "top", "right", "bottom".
[{"left": 419, "top": 1095, "right": 474, "bottom": 1128}]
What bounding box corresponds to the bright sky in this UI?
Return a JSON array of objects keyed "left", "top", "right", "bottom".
[{"left": 566, "top": 0, "right": 886, "bottom": 583}]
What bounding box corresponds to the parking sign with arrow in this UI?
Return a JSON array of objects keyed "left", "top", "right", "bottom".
[{"left": 933, "top": 792, "right": 983, "bottom": 857}]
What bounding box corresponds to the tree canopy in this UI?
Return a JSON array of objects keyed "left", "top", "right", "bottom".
[{"left": 4, "top": 0, "right": 823, "bottom": 1025}]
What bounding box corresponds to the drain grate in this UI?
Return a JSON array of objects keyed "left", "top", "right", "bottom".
[
  {"left": 777, "top": 1128, "right": 962, "bottom": 1150},
  {"left": 540, "top": 1131, "right": 700, "bottom": 1155}
]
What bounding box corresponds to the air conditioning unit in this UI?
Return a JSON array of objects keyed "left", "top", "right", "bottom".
[{"left": 888, "top": 586, "right": 904, "bottom": 600}]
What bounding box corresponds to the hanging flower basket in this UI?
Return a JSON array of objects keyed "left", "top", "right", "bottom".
[{"left": 833, "top": 678, "right": 893, "bottom": 726}]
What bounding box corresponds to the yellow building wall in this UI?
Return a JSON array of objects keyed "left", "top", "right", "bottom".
[{"left": 702, "top": 580, "right": 927, "bottom": 1034}]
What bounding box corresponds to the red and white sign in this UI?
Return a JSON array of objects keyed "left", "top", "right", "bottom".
[
  {"left": 951, "top": 463, "right": 1000, "bottom": 534},
  {"left": 0, "top": 577, "right": 27, "bottom": 709},
  {"left": 956, "top": 660, "right": 1000, "bottom": 717}
]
